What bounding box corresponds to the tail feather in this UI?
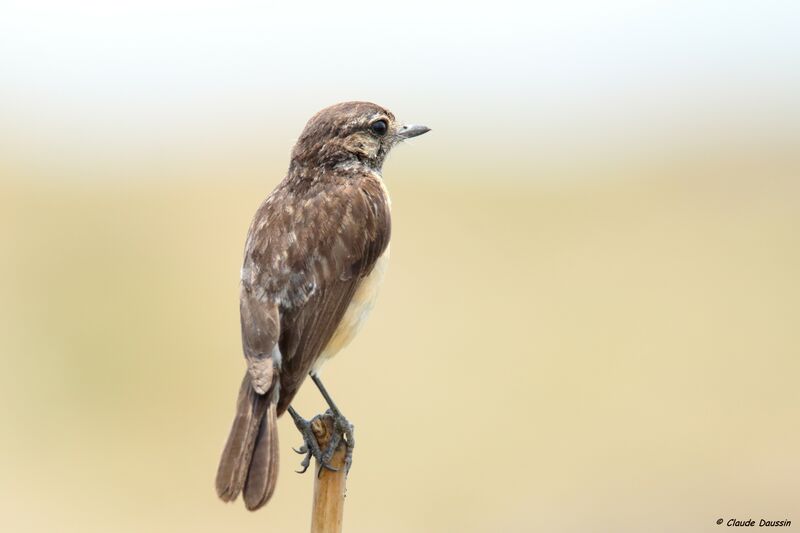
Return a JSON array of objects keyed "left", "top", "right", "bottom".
[
  {"left": 243, "top": 397, "right": 279, "bottom": 510},
  {"left": 215, "top": 373, "right": 279, "bottom": 508}
]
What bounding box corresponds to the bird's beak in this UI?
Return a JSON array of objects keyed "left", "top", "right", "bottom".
[{"left": 396, "top": 124, "right": 431, "bottom": 140}]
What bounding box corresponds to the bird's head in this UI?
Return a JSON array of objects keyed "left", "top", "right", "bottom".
[{"left": 290, "top": 101, "right": 429, "bottom": 172}]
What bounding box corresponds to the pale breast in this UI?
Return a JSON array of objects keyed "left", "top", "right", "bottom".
[{"left": 313, "top": 248, "right": 390, "bottom": 371}]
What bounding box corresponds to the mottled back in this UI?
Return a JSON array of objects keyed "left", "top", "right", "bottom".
[{"left": 240, "top": 167, "right": 391, "bottom": 413}]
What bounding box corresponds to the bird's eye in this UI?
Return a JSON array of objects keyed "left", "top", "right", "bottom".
[{"left": 370, "top": 119, "right": 388, "bottom": 136}]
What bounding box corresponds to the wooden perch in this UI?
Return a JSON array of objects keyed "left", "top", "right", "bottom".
[{"left": 309, "top": 413, "right": 348, "bottom": 533}]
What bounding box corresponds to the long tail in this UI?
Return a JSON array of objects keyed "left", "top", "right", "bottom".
[{"left": 215, "top": 372, "right": 279, "bottom": 510}]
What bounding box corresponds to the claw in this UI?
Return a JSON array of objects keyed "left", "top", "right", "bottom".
[
  {"left": 287, "top": 407, "right": 344, "bottom": 475},
  {"left": 287, "top": 403, "right": 356, "bottom": 477},
  {"left": 320, "top": 431, "right": 341, "bottom": 465},
  {"left": 296, "top": 449, "right": 312, "bottom": 474},
  {"left": 317, "top": 462, "right": 338, "bottom": 478},
  {"left": 343, "top": 445, "right": 354, "bottom": 474}
]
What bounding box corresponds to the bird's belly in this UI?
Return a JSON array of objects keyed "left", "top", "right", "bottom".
[{"left": 314, "top": 249, "right": 389, "bottom": 371}]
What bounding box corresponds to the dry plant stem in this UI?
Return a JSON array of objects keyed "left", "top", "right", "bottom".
[{"left": 310, "top": 414, "right": 347, "bottom": 533}]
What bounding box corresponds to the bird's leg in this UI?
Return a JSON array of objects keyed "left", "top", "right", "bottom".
[
  {"left": 310, "top": 373, "right": 356, "bottom": 474},
  {"left": 286, "top": 405, "right": 338, "bottom": 475}
]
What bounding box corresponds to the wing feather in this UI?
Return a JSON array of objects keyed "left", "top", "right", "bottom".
[{"left": 240, "top": 171, "right": 390, "bottom": 414}]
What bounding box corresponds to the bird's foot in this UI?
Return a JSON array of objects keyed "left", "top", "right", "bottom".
[
  {"left": 287, "top": 407, "right": 355, "bottom": 477},
  {"left": 328, "top": 408, "right": 355, "bottom": 474},
  {"left": 288, "top": 408, "right": 331, "bottom": 475}
]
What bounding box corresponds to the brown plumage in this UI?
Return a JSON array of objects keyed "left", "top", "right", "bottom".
[{"left": 215, "top": 102, "right": 429, "bottom": 510}]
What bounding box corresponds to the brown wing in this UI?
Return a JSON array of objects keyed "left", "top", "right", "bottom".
[{"left": 240, "top": 171, "right": 391, "bottom": 415}]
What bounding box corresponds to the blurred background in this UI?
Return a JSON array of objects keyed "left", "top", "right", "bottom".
[{"left": 1, "top": 1, "right": 799, "bottom": 531}]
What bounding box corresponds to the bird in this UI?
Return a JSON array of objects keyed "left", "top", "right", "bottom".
[{"left": 215, "top": 101, "right": 430, "bottom": 511}]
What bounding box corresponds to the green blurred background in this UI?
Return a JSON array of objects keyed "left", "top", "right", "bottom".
[{"left": 1, "top": 1, "right": 799, "bottom": 532}]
